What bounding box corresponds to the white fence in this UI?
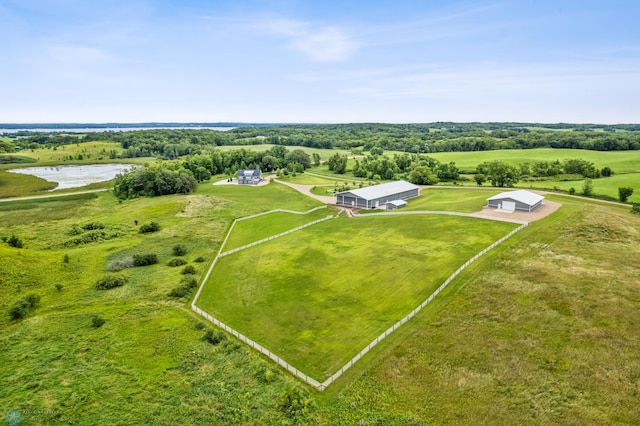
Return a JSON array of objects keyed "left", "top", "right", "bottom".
[{"left": 191, "top": 210, "right": 528, "bottom": 391}]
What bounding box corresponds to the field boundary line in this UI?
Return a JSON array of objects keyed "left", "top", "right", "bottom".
[{"left": 192, "top": 211, "right": 527, "bottom": 391}]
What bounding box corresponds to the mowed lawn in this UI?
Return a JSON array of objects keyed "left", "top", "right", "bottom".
[{"left": 197, "top": 214, "right": 518, "bottom": 380}]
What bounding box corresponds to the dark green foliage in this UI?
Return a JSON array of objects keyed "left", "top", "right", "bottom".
[
  {"left": 477, "top": 160, "right": 520, "bottom": 187},
  {"left": 181, "top": 265, "right": 197, "bottom": 275},
  {"left": 327, "top": 153, "right": 348, "bottom": 174},
  {"left": 631, "top": 204, "right": 640, "bottom": 215},
  {"left": 82, "top": 221, "right": 105, "bottom": 231},
  {"left": 7, "top": 233, "right": 23, "bottom": 248},
  {"left": 95, "top": 275, "right": 127, "bottom": 290},
  {"left": 139, "top": 221, "right": 161, "bottom": 233},
  {"left": 168, "top": 277, "right": 198, "bottom": 297},
  {"left": 168, "top": 258, "right": 188, "bottom": 267},
  {"left": 132, "top": 254, "right": 158, "bottom": 267},
  {"left": 8, "top": 294, "right": 40, "bottom": 320},
  {"left": 408, "top": 166, "right": 439, "bottom": 185},
  {"left": 280, "top": 384, "right": 315, "bottom": 418},
  {"left": 618, "top": 187, "right": 634, "bottom": 202},
  {"left": 91, "top": 315, "right": 106, "bottom": 328},
  {"left": 172, "top": 244, "right": 188, "bottom": 256},
  {"left": 474, "top": 173, "right": 486, "bottom": 186},
  {"left": 569, "top": 187, "right": 576, "bottom": 195},
  {"left": 194, "top": 256, "right": 206, "bottom": 263},
  {"left": 601, "top": 166, "right": 613, "bottom": 177},
  {"left": 63, "top": 253, "right": 70, "bottom": 263},
  {"left": 64, "top": 230, "right": 120, "bottom": 247},
  {"left": 113, "top": 165, "right": 197, "bottom": 199},
  {"left": 55, "top": 284, "right": 63, "bottom": 292},
  {"left": 9, "top": 300, "right": 30, "bottom": 320},
  {"left": 202, "top": 329, "right": 226, "bottom": 345}
]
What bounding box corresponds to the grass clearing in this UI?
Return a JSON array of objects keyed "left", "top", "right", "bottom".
[
  {"left": 0, "top": 170, "right": 58, "bottom": 197},
  {"left": 215, "top": 144, "right": 351, "bottom": 160},
  {"left": 407, "top": 187, "right": 503, "bottom": 212},
  {"left": 197, "top": 215, "right": 518, "bottom": 380}
]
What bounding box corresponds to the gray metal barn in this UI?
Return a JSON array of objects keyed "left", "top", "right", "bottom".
[
  {"left": 486, "top": 190, "right": 544, "bottom": 212},
  {"left": 336, "top": 180, "right": 419, "bottom": 209}
]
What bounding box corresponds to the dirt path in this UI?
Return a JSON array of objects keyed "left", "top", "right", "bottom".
[{"left": 274, "top": 179, "right": 335, "bottom": 204}]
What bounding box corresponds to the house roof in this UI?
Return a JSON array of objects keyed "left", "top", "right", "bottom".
[
  {"left": 487, "top": 190, "right": 544, "bottom": 206},
  {"left": 337, "top": 180, "right": 419, "bottom": 201},
  {"left": 387, "top": 199, "right": 407, "bottom": 207},
  {"left": 237, "top": 169, "right": 261, "bottom": 177}
]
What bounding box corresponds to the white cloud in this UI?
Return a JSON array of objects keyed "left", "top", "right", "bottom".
[{"left": 261, "top": 17, "right": 359, "bottom": 62}]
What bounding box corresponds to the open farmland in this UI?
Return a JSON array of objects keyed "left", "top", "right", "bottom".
[{"left": 197, "top": 214, "right": 518, "bottom": 380}]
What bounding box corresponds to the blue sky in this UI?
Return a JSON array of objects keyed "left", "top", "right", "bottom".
[{"left": 1, "top": 0, "right": 639, "bottom": 123}]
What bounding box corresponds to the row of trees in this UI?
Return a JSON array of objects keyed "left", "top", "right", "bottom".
[
  {"left": 5, "top": 123, "right": 640, "bottom": 156},
  {"left": 113, "top": 164, "right": 198, "bottom": 199}
]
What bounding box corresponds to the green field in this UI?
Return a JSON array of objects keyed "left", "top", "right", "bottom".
[
  {"left": 0, "top": 142, "right": 126, "bottom": 167},
  {"left": 215, "top": 144, "right": 351, "bottom": 160},
  {"left": 197, "top": 215, "right": 518, "bottom": 380},
  {"left": 1, "top": 156, "right": 640, "bottom": 424}
]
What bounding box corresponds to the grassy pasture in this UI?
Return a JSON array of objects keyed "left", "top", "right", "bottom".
[
  {"left": 0, "top": 170, "right": 58, "bottom": 197},
  {"left": 519, "top": 174, "right": 640, "bottom": 203},
  {"left": 276, "top": 173, "right": 343, "bottom": 185},
  {"left": 197, "top": 215, "right": 518, "bottom": 380},
  {"left": 215, "top": 144, "right": 351, "bottom": 160},
  {"left": 425, "top": 148, "right": 640, "bottom": 173},
  {"left": 408, "top": 187, "right": 503, "bottom": 212},
  {"left": 1, "top": 142, "right": 126, "bottom": 167},
  {"left": 222, "top": 208, "right": 331, "bottom": 251}
]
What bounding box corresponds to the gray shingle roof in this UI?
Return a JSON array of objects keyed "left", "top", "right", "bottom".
[{"left": 337, "top": 180, "right": 418, "bottom": 201}]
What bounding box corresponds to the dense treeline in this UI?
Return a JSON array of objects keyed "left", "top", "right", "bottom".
[{"left": 3, "top": 123, "right": 640, "bottom": 157}]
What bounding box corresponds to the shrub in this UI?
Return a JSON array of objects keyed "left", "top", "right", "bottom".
[
  {"left": 8, "top": 294, "right": 40, "bottom": 320},
  {"left": 82, "top": 222, "right": 105, "bottom": 231},
  {"left": 55, "top": 284, "right": 63, "bottom": 292},
  {"left": 91, "top": 315, "right": 106, "bottom": 328},
  {"left": 139, "top": 221, "right": 161, "bottom": 233},
  {"left": 132, "top": 253, "right": 158, "bottom": 267},
  {"left": 172, "top": 244, "right": 188, "bottom": 256},
  {"left": 107, "top": 257, "right": 135, "bottom": 271},
  {"left": 7, "top": 234, "right": 23, "bottom": 248},
  {"left": 168, "top": 277, "right": 197, "bottom": 297},
  {"left": 203, "top": 329, "right": 226, "bottom": 345},
  {"left": 168, "top": 258, "right": 188, "bottom": 267},
  {"left": 568, "top": 187, "right": 576, "bottom": 195},
  {"left": 631, "top": 204, "right": 640, "bottom": 215},
  {"left": 280, "top": 384, "right": 315, "bottom": 418},
  {"left": 194, "top": 256, "right": 206, "bottom": 263},
  {"left": 9, "top": 300, "right": 30, "bottom": 320},
  {"left": 181, "top": 265, "right": 197, "bottom": 275},
  {"left": 95, "top": 275, "right": 127, "bottom": 290},
  {"left": 618, "top": 187, "right": 634, "bottom": 203}
]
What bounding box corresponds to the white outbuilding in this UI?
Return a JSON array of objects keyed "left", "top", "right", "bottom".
[{"left": 486, "top": 190, "right": 544, "bottom": 212}]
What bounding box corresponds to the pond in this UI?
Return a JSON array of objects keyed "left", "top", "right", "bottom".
[{"left": 8, "top": 164, "right": 136, "bottom": 190}]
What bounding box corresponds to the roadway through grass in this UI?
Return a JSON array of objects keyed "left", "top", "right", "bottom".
[{"left": 197, "top": 214, "right": 518, "bottom": 381}]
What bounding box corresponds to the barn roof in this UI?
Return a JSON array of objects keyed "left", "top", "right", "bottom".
[
  {"left": 387, "top": 199, "right": 407, "bottom": 207},
  {"left": 487, "top": 190, "right": 544, "bottom": 206},
  {"left": 237, "top": 169, "right": 261, "bottom": 177},
  {"left": 337, "top": 180, "right": 418, "bottom": 201}
]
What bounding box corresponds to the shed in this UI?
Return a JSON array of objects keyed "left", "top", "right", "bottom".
[
  {"left": 336, "top": 180, "right": 419, "bottom": 209},
  {"left": 237, "top": 169, "right": 262, "bottom": 185},
  {"left": 386, "top": 199, "right": 407, "bottom": 210},
  {"left": 487, "top": 190, "right": 544, "bottom": 212}
]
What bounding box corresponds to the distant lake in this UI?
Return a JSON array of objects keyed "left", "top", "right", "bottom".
[
  {"left": 8, "top": 164, "right": 136, "bottom": 190},
  {"left": 0, "top": 126, "right": 235, "bottom": 134}
]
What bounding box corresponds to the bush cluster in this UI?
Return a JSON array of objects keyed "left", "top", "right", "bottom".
[
  {"left": 6, "top": 234, "right": 23, "bottom": 248},
  {"left": 139, "top": 221, "right": 161, "bottom": 233},
  {"left": 202, "top": 329, "right": 226, "bottom": 345},
  {"left": 132, "top": 254, "right": 158, "bottom": 267},
  {"left": 194, "top": 256, "right": 206, "bottom": 263},
  {"left": 181, "top": 265, "right": 197, "bottom": 275},
  {"left": 172, "top": 244, "right": 188, "bottom": 256},
  {"left": 95, "top": 275, "right": 127, "bottom": 290},
  {"left": 64, "top": 230, "right": 120, "bottom": 247},
  {"left": 91, "top": 315, "right": 106, "bottom": 328},
  {"left": 168, "top": 258, "right": 188, "bottom": 267},
  {"left": 168, "top": 277, "right": 198, "bottom": 297},
  {"left": 9, "top": 294, "right": 40, "bottom": 320},
  {"left": 280, "top": 384, "right": 315, "bottom": 418}
]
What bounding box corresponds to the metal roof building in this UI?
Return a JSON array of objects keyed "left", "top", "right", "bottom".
[
  {"left": 336, "top": 180, "right": 419, "bottom": 209},
  {"left": 487, "top": 190, "right": 544, "bottom": 212}
]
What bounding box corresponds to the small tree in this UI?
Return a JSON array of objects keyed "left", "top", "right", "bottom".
[
  {"left": 474, "top": 174, "right": 486, "bottom": 186},
  {"left": 618, "top": 187, "right": 634, "bottom": 202},
  {"left": 582, "top": 179, "right": 594, "bottom": 196},
  {"left": 631, "top": 204, "right": 640, "bottom": 215},
  {"left": 63, "top": 253, "right": 70, "bottom": 263}
]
